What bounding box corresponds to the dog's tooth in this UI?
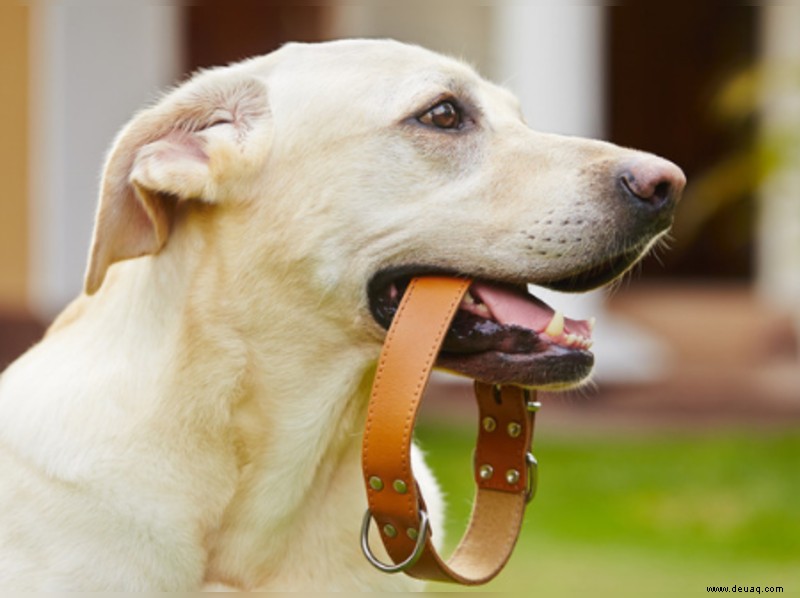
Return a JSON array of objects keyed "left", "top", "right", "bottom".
[
  {"left": 474, "top": 303, "right": 491, "bottom": 316},
  {"left": 544, "top": 310, "right": 565, "bottom": 338},
  {"left": 462, "top": 293, "right": 476, "bottom": 305},
  {"left": 588, "top": 317, "right": 596, "bottom": 332}
]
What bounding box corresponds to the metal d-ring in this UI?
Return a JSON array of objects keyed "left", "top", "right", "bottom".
[
  {"left": 525, "top": 452, "right": 539, "bottom": 503},
  {"left": 523, "top": 388, "right": 542, "bottom": 412},
  {"left": 360, "top": 508, "right": 430, "bottom": 573}
]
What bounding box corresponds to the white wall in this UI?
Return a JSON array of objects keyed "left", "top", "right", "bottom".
[
  {"left": 332, "top": 0, "right": 492, "bottom": 75},
  {"left": 492, "top": 4, "right": 605, "bottom": 138},
  {"left": 28, "top": 1, "right": 181, "bottom": 319},
  {"left": 758, "top": 5, "right": 800, "bottom": 330}
]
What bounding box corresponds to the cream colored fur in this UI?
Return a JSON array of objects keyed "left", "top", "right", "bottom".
[{"left": 0, "top": 39, "right": 676, "bottom": 590}]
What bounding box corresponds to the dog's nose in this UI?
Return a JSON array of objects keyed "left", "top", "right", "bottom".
[{"left": 619, "top": 156, "right": 686, "bottom": 211}]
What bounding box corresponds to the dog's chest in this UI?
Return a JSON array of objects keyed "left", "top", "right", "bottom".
[{"left": 204, "top": 438, "right": 423, "bottom": 591}]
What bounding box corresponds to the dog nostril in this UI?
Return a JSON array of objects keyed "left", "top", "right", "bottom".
[
  {"left": 652, "top": 181, "right": 671, "bottom": 205},
  {"left": 619, "top": 159, "right": 685, "bottom": 210},
  {"left": 620, "top": 171, "right": 671, "bottom": 206}
]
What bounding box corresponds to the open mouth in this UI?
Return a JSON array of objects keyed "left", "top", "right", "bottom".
[{"left": 368, "top": 269, "right": 598, "bottom": 388}]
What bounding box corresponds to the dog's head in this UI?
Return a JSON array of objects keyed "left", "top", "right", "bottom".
[{"left": 85, "top": 39, "right": 684, "bottom": 390}]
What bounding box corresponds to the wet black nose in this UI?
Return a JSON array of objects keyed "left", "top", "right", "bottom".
[{"left": 619, "top": 156, "right": 686, "bottom": 211}]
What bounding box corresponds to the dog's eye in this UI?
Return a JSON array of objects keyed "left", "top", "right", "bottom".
[
  {"left": 418, "top": 101, "right": 462, "bottom": 130},
  {"left": 206, "top": 110, "right": 235, "bottom": 129}
]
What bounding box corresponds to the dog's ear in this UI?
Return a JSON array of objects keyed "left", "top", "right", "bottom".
[{"left": 84, "top": 75, "right": 270, "bottom": 295}]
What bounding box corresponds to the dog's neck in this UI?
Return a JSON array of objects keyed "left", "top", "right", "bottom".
[
  {"left": 152, "top": 230, "right": 395, "bottom": 589},
  {"left": 43, "top": 216, "right": 409, "bottom": 590},
  {"left": 201, "top": 281, "right": 384, "bottom": 588},
  {"left": 198, "top": 276, "right": 410, "bottom": 588}
]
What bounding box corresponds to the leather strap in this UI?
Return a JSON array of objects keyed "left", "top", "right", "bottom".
[{"left": 361, "top": 276, "right": 539, "bottom": 585}]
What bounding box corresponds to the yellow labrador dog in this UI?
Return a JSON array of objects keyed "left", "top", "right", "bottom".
[{"left": 0, "top": 39, "right": 684, "bottom": 590}]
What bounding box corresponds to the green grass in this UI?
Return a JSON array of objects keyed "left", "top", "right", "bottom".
[{"left": 414, "top": 422, "right": 800, "bottom": 595}]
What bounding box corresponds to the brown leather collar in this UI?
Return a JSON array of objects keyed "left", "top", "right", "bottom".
[{"left": 361, "top": 276, "right": 540, "bottom": 585}]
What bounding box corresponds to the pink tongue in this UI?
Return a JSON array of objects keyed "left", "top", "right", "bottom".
[
  {"left": 471, "top": 282, "right": 590, "bottom": 337},
  {"left": 471, "top": 282, "right": 553, "bottom": 332}
]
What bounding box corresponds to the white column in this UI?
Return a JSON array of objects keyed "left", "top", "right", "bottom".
[
  {"left": 492, "top": 4, "right": 605, "bottom": 137},
  {"left": 28, "top": 1, "right": 181, "bottom": 319},
  {"left": 331, "top": 1, "right": 492, "bottom": 75},
  {"left": 492, "top": 4, "right": 670, "bottom": 382},
  {"left": 758, "top": 5, "right": 800, "bottom": 339}
]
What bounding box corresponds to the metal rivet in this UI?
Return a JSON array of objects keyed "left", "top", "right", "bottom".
[
  {"left": 393, "top": 479, "right": 408, "bottom": 494},
  {"left": 507, "top": 422, "right": 522, "bottom": 438},
  {"left": 482, "top": 416, "right": 497, "bottom": 432},
  {"left": 506, "top": 469, "right": 521, "bottom": 485},
  {"left": 407, "top": 527, "right": 418, "bottom": 541},
  {"left": 479, "top": 464, "right": 494, "bottom": 480},
  {"left": 383, "top": 524, "right": 397, "bottom": 538},
  {"left": 369, "top": 476, "right": 384, "bottom": 491}
]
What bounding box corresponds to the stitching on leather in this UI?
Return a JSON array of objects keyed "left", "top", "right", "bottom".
[
  {"left": 398, "top": 278, "right": 422, "bottom": 519},
  {"left": 400, "top": 278, "right": 469, "bottom": 520},
  {"left": 362, "top": 277, "right": 413, "bottom": 489},
  {"left": 363, "top": 277, "right": 473, "bottom": 566}
]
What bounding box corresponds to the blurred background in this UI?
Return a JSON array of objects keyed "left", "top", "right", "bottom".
[{"left": 1, "top": 1, "right": 798, "bottom": 594}]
